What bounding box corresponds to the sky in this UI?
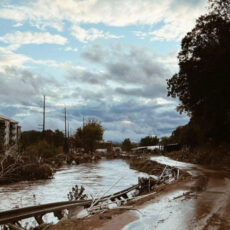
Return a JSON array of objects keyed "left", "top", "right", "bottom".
[{"left": 0, "top": 0, "right": 208, "bottom": 142}]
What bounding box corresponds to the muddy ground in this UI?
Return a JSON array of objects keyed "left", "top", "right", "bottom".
[
  {"left": 165, "top": 145, "right": 230, "bottom": 167},
  {"left": 48, "top": 155, "right": 230, "bottom": 230},
  {"left": 48, "top": 176, "right": 193, "bottom": 230}
]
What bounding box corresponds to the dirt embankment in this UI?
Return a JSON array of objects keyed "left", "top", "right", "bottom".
[
  {"left": 165, "top": 145, "right": 230, "bottom": 167},
  {"left": 66, "top": 153, "right": 102, "bottom": 165},
  {"left": 0, "top": 152, "right": 103, "bottom": 185},
  {"left": 0, "top": 154, "right": 54, "bottom": 185},
  {"left": 129, "top": 158, "right": 165, "bottom": 175},
  {"left": 47, "top": 175, "right": 194, "bottom": 230}
]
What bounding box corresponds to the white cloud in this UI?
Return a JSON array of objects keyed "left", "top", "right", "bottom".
[
  {"left": 150, "top": 2, "right": 207, "bottom": 41},
  {"left": 0, "top": 52, "right": 29, "bottom": 73},
  {"left": 13, "top": 23, "right": 23, "bottom": 27},
  {"left": 71, "top": 25, "right": 122, "bottom": 42},
  {"left": 30, "top": 59, "right": 59, "bottom": 68},
  {"left": 133, "top": 31, "right": 148, "bottom": 39},
  {"left": 0, "top": 45, "right": 29, "bottom": 72},
  {"left": 156, "top": 98, "right": 174, "bottom": 105},
  {"left": 0, "top": 31, "right": 67, "bottom": 46},
  {"left": 156, "top": 51, "right": 179, "bottom": 70},
  {"left": 0, "top": 0, "right": 207, "bottom": 41},
  {"left": 64, "top": 46, "right": 78, "bottom": 52},
  {"left": 122, "top": 120, "right": 133, "bottom": 125},
  {"left": 0, "top": 67, "right": 59, "bottom": 105},
  {"left": 0, "top": 45, "right": 61, "bottom": 72}
]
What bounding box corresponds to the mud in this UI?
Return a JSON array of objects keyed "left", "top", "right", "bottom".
[
  {"left": 48, "top": 176, "right": 193, "bottom": 230},
  {"left": 47, "top": 209, "right": 138, "bottom": 230},
  {"left": 124, "top": 156, "right": 230, "bottom": 230},
  {"left": 129, "top": 159, "right": 164, "bottom": 175},
  {"left": 164, "top": 145, "right": 230, "bottom": 167},
  {"left": 50, "top": 156, "right": 230, "bottom": 230},
  {"left": 0, "top": 159, "right": 148, "bottom": 212}
]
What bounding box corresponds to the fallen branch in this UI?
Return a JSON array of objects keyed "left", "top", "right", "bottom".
[{"left": 7, "top": 223, "right": 25, "bottom": 230}]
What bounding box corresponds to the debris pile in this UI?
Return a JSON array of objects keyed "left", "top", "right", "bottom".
[
  {"left": 0, "top": 120, "right": 6, "bottom": 154},
  {"left": 0, "top": 155, "right": 53, "bottom": 184},
  {"left": 136, "top": 166, "right": 180, "bottom": 194},
  {"left": 129, "top": 159, "right": 165, "bottom": 175},
  {"left": 66, "top": 154, "right": 101, "bottom": 165}
]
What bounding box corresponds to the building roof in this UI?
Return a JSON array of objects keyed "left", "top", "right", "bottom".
[
  {"left": 131, "top": 145, "right": 161, "bottom": 151},
  {"left": 0, "top": 114, "right": 18, "bottom": 123}
]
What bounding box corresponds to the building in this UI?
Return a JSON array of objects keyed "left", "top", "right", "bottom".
[
  {"left": 112, "top": 147, "right": 122, "bottom": 153},
  {"left": 95, "top": 148, "right": 108, "bottom": 154},
  {"left": 163, "top": 143, "right": 181, "bottom": 152},
  {"left": 131, "top": 145, "right": 163, "bottom": 154},
  {"left": 97, "top": 140, "right": 113, "bottom": 152},
  {"left": 0, "top": 114, "right": 21, "bottom": 154}
]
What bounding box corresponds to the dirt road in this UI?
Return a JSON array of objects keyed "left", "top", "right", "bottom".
[
  {"left": 51, "top": 156, "right": 230, "bottom": 230},
  {"left": 123, "top": 156, "right": 230, "bottom": 230}
]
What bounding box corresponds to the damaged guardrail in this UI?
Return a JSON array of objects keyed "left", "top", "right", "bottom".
[{"left": 0, "top": 165, "right": 182, "bottom": 229}]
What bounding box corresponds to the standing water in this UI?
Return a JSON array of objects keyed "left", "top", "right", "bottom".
[{"left": 0, "top": 159, "right": 147, "bottom": 211}]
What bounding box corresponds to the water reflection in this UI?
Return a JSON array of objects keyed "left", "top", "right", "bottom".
[
  {"left": 0, "top": 159, "right": 148, "bottom": 211},
  {"left": 124, "top": 190, "right": 195, "bottom": 230},
  {"left": 124, "top": 156, "right": 230, "bottom": 230}
]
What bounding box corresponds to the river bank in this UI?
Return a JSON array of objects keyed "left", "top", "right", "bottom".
[
  {"left": 0, "top": 152, "right": 105, "bottom": 185},
  {"left": 48, "top": 169, "right": 194, "bottom": 230},
  {"left": 48, "top": 155, "right": 230, "bottom": 230},
  {"left": 0, "top": 151, "right": 150, "bottom": 185},
  {"left": 0, "top": 159, "right": 149, "bottom": 212},
  {"left": 56, "top": 180, "right": 194, "bottom": 230},
  {"left": 164, "top": 144, "right": 230, "bottom": 168},
  {"left": 3, "top": 154, "right": 229, "bottom": 230}
]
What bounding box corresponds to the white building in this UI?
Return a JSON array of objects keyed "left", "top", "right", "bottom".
[
  {"left": 0, "top": 114, "right": 21, "bottom": 154},
  {"left": 112, "top": 147, "right": 122, "bottom": 153},
  {"left": 131, "top": 145, "right": 162, "bottom": 154}
]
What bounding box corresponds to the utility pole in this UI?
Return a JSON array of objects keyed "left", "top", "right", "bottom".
[
  {"left": 83, "top": 116, "right": 85, "bottom": 129},
  {"left": 68, "top": 122, "right": 70, "bottom": 138},
  {"left": 64, "top": 107, "right": 67, "bottom": 138},
  {"left": 43, "top": 95, "right": 46, "bottom": 132}
]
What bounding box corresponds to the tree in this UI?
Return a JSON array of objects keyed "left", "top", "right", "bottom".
[
  {"left": 21, "top": 129, "right": 65, "bottom": 149},
  {"left": 167, "top": 0, "right": 230, "bottom": 142},
  {"left": 75, "top": 119, "right": 104, "bottom": 153},
  {"left": 74, "top": 127, "right": 83, "bottom": 148},
  {"left": 121, "top": 138, "right": 132, "bottom": 152},
  {"left": 170, "top": 121, "right": 202, "bottom": 147},
  {"left": 160, "top": 136, "right": 171, "bottom": 146},
  {"left": 140, "top": 136, "right": 159, "bottom": 146},
  {"left": 25, "top": 140, "right": 61, "bottom": 160}
]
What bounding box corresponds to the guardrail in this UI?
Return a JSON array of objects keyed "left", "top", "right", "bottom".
[{"left": 0, "top": 184, "right": 139, "bottom": 225}]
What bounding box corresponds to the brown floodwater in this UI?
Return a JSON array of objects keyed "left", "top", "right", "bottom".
[
  {"left": 0, "top": 159, "right": 150, "bottom": 211},
  {"left": 0, "top": 159, "right": 148, "bottom": 226},
  {"left": 123, "top": 156, "right": 230, "bottom": 230}
]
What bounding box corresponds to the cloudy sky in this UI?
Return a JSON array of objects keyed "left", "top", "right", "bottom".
[{"left": 0, "top": 0, "right": 207, "bottom": 142}]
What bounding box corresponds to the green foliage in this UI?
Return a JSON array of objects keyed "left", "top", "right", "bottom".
[
  {"left": 25, "top": 140, "right": 62, "bottom": 160},
  {"left": 21, "top": 163, "right": 53, "bottom": 180},
  {"left": 121, "top": 138, "right": 132, "bottom": 152},
  {"left": 74, "top": 119, "right": 104, "bottom": 153},
  {"left": 74, "top": 127, "right": 83, "bottom": 148},
  {"left": 21, "top": 129, "right": 65, "bottom": 149},
  {"left": 167, "top": 0, "right": 230, "bottom": 143},
  {"left": 160, "top": 137, "right": 171, "bottom": 146},
  {"left": 140, "top": 136, "right": 159, "bottom": 146},
  {"left": 170, "top": 121, "right": 202, "bottom": 147}
]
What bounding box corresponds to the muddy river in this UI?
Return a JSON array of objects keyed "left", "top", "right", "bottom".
[
  {"left": 0, "top": 159, "right": 147, "bottom": 212},
  {"left": 123, "top": 156, "right": 230, "bottom": 230},
  {"left": 1, "top": 156, "right": 230, "bottom": 229}
]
